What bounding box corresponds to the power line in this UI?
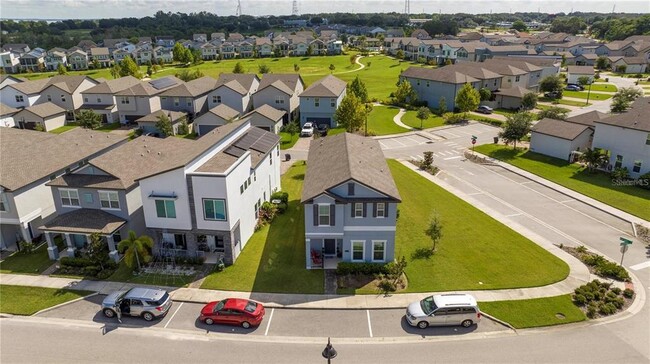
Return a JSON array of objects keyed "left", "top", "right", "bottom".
[{"left": 292, "top": 0, "right": 299, "bottom": 16}]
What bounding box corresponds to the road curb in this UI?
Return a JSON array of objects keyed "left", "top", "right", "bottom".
[{"left": 33, "top": 292, "right": 99, "bottom": 316}]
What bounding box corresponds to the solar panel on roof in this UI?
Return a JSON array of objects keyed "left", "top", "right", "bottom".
[
  {"left": 224, "top": 146, "right": 247, "bottom": 158},
  {"left": 150, "top": 77, "right": 178, "bottom": 90},
  {"left": 250, "top": 133, "right": 279, "bottom": 153}
]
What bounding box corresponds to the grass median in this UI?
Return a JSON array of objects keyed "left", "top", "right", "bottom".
[
  {"left": 367, "top": 105, "right": 410, "bottom": 135},
  {"left": 0, "top": 285, "right": 94, "bottom": 315},
  {"left": 480, "top": 295, "right": 586, "bottom": 328}
]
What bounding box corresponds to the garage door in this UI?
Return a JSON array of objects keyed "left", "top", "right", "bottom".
[
  {"left": 198, "top": 124, "right": 217, "bottom": 135},
  {"left": 307, "top": 117, "right": 331, "bottom": 125}
]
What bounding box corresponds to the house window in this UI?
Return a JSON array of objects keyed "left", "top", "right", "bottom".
[
  {"left": 372, "top": 241, "right": 386, "bottom": 261},
  {"left": 155, "top": 199, "right": 176, "bottom": 218},
  {"left": 187, "top": 98, "right": 192, "bottom": 107},
  {"left": 15, "top": 95, "right": 24, "bottom": 103},
  {"left": 330, "top": 98, "right": 335, "bottom": 107},
  {"left": 0, "top": 193, "right": 8, "bottom": 212},
  {"left": 240, "top": 185, "right": 244, "bottom": 194},
  {"left": 83, "top": 193, "right": 93, "bottom": 204},
  {"left": 376, "top": 203, "right": 386, "bottom": 218},
  {"left": 352, "top": 240, "right": 364, "bottom": 261},
  {"left": 174, "top": 234, "right": 187, "bottom": 250},
  {"left": 203, "top": 199, "right": 227, "bottom": 221},
  {"left": 615, "top": 155, "right": 623, "bottom": 169},
  {"left": 633, "top": 160, "right": 642, "bottom": 173},
  {"left": 120, "top": 97, "right": 129, "bottom": 104},
  {"left": 426, "top": 81, "right": 430, "bottom": 87},
  {"left": 275, "top": 96, "right": 284, "bottom": 104},
  {"left": 46, "top": 95, "right": 52, "bottom": 101},
  {"left": 515, "top": 75, "right": 521, "bottom": 82},
  {"left": 314, "top": 98, "right": 320, "bottom": 107},
  {"left": 83, "top": 97, "right": 89, "bottom": 102},
  {"left": 60, "top": 189, "right": 80, "bottom": 207},
  {"left": 213, "top": 95, "right": 221, "bottom": 103},
  {"left": 174, "top": 97, "right": 179, "bottom": 106},
  {"left": 646, "top": 133, "right": 650, "bottom": 145},
  {"left": 318, "top": 204, "right": 330, "bottom": 226},
  {"left": 97, "top": 97, "right": 101, "bottom": 103},
  {"left": 493, "top": 79, "right": 497, "bottom": 86},
  {"left": 354, "top": 203, "right": 364, "bottom": 218},
  {"left": 61, "top": 95, "right": 66, "bottom": 102},
  {"left": 99, "top": 191, "right": 120, "bottom": 209},
  {"left": 416, "top": 80, "right": 420, "bottom": 86}
]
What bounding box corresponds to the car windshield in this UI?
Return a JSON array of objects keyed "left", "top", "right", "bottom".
[
  {"left": 147, "top": 292, "right": 169, "bottom": 306},
  {"left": 213, "top": 300, "right": 226, "bottom": 313},
  {"left": 420, "top": 296, "right": 438, "bottom": 315},
  {"left": 244, "top": 301, "right": 258, "bottom": 313}
]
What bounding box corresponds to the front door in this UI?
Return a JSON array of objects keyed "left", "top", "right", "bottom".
[
  {"left": 323, "top": 239, "right": 336, "bottom": 256},
  {"left": 206, "top": 235, "right": 216, "bottom": 251}
]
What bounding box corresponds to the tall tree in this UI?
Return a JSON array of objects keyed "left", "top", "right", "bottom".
[
  {"left": 438, "top": 96, "right": 447, "bottom": 115},
  {"left": 155, "top": 113, "right": 174, "bottom": 137},
  {"left": 393, "top": 80, "right": 417, "bottom": 105},
  {"left": 334, "top": 93, "right": 366, "bottom": 132},
  {"left": 539, "top": 74, "right": 563, "bottom": 93},
  {"left": 511, "top": 20, "right": 528, "bottom": 32},
  {"left": 117, "top": 230, "right": 154, "bottom": 271},
  {"left": 85, "top": 233, "right": 108, "bottom": 270},
  {"left": 349, "top": 75, "right": 368, "bottom": 104},
  {"left": 479, "top": 87, "right": 491, "bottom": 101},
  {"left": 172, "top": 42, "right": 186, "bottom": 63},
  {"left": 499, "top": 112, "right": 534, "bottom": 149},
  {"left": 455, "top": 83, "right": 480, "bottom": 115},
  {"left": 118, "top": 56, "right": 142, "bottom": 78},
  {"left": 425, "top": 214, "right": 443, "bottom": 252},
  {"left": 596, "top": 56, "right": 609, "bottom": 70}
]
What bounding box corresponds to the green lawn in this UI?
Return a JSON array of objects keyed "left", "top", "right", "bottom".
[
  {"left": 107, "top": 261, "right": 197, "bottom": 288},
  {"left": 49, "top": 123, "right": 78, "bottom": 134},
  {"left": 474, "top": 144, "right": 650, "bottom": 221},
  {"left": 480, "top": 295, "right": 586, "bottom": 328},
  {"left": 586, "top": 84, "right": 617, "bottom": 92},
  {"left": 366, "top": 105, "right": 410, "bottom": 135},
  {"left": 536, "top": 104, "right": 571, "bottom": 113},
  {"left": 353, "top": 161, "right": 568, "bottom": 294},
  {"left": 401, "top": 111, "right": 445, "bottom": 129},
  {"left": 0, "top": 285, "right": 94, "bottom": 315},
  {"left": 539, "top": 98, "right": 590, "bottom": 107},
  {"left": 0, "top": 242, "right": 62, "bottom": 275},
  {"left": 562, "top": 91, "right": 613, "bottom": 101},
  {"left": 95, "top": 122, "right": 122, "bottom": 132},
  {"left": 279, "top": 132, "right": 300, "bottom": 149},
  {"left": 201, "top": 162, "right": 324, "bottom": 293}
]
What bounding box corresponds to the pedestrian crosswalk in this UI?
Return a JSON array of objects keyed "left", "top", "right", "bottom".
[{"left": 409, "top": 145, "right": 467, "bottom": 161}]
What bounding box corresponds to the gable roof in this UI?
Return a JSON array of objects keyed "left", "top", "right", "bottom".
[
  {"left": 258, "top": 74, "right": 304, "bottom": 94},
  {"left": 594, "top": 97, "right": 650, "bottom": 132},
  {"left": 216, "top": 73, "right": 259, "bottom": 94},
  {"left": 82, "top": 76, "right": 141, "bottom": 94},
  {"left": 532, "top": 118, "right": 591, "bottom": 140},
  {"left": 243, "top": 104, "right": 285, "bottom": 121},
  {"left": 90, "top": 47, "right": 110, "bottom": 56},
  {"left": 158, "top": 76, "right": 217, "bottom": 97},
  {"left": 206, "top": 104, "right": 240, "bottom": 120},
  {"left": 9, "top": 75, "right": 96, "bottom": 96},
  {"left": 115, "top": 76, "right": 182, "bottom": 96},
  {"left": 16, "top": 102, "right": 66, "bottom": 118},
  {"left": 301, "top": 133, "right": 401, "bottom": 203},
  {"left": 136, "top": 109, "right": 187, "bottom": 123},
  {"left": 0, "top": 127, "right": 127, "bottom": 191},
  {"left": 299, "top": 75, "right": 347, "bottom": 98},
  {"left": 401, "top": 66, "right": 482, "bottom": 84},
  {"left": 566, "top": 111, "right": 608, "bottom": 127},
  {"left": 0, "top": 102, "right": 19, "bottom": 116},
  {"left": 566, "top": 65, "right": 595, "bottom": 75},
  {"left": 494, "top": 86, "right": 530, "bottom": 98}
]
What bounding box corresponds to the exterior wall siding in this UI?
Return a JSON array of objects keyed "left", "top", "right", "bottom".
[{"left": 592, "top": 124, "right": 650, "bottom": 177}]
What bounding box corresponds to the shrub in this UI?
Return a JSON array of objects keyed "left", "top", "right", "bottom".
[
  {"left": 573, "top": 294, "right": 587, "bottom": 305},
  {"left": 82, "top": 265, "right": 100, "bottom": 276},
  {"left": 377, "top": 279, "right": 396, "bottom": 293},
  {"left": 270, "top": 191, "right": 289, "bottom": 204},
  {"left": 638, "top": 172, "right": 650, "bottom": 190},
  {"left": 576, "top": 245, "right": 588, "bottom": 254},
  {"left": 258, "top": 201, "right": 277, "bottom": 223},
  {"left": 599, "top": 302, "right": 617, "bottom": 315},
  {"left": 586, "top": 305, "right": 597, "bottom": 318},
  {"left": 623, "top": 288, "right": 635, "bottom": 298},
  {"left": 60, "top": 257, "right": 93, "bottom": 267},
  {"left": 443, "top": 112, "right": 464, "bottom": 124},
  {"left": 594, "top": 261, "right": 630, "bottom": 281},
  {"left": 19, "top": 241, "right": 36, "bottom": 254},
  {"left": 611, "top": 167, "right": 630, "bottom": 181},
  {"left": 336, "top": 262, "right": 389, "bottom": 276},
  {"left": 610, "top": 287, "right": 622, "bottom": 295}
]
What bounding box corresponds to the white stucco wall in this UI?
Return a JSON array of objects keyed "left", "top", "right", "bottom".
[{"left": 593, "top": 123, "right": 650, "bottom": 177}]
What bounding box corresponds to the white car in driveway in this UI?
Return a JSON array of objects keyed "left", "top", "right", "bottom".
[{"left": 300, "top": 122, "right": 314, "bottom": 137}]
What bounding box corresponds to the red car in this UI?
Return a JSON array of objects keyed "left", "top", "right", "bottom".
[{"left": 199, "top": 298, "right": 265, "bottom": 329}]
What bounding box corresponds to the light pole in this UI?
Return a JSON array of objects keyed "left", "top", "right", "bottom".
[
  {"left": 322, "top": 337, "right": 337, "bottom": 363},
  {"left": 585, "top": 80, "right": 592, "bottom": 106}
]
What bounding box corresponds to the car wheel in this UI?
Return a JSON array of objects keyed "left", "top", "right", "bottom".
[
  {"left": 417, "top": 321, "right": 428, "bottom": 329},
  {"left": 241, "top": 321, "right": 251, "bottom": 329},
  {"left": 142, "top": 312, "right": 154, "bottom": 321},
  {"left": 205, "top": 318, "right": 214, "bottom": 325},
  {"left": 103, "top": 309, "right": 115, "bottom": 318},
  {"left": 461, "top": 319, "right": 473, "bottom": 328}
]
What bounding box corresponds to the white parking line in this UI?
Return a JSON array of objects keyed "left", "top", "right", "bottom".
[
  {"left": 405, "top": 136, "right": 423, "bottom": 144},
  {"left": 444, "top": 156, "right": 463, "bottom": 160},
  {"left": 264, "top": 308, "right": 275, "bottom": 336},
  {"left": 506, "top": 213, "right": 523, "bottom": 217},
  {"left": 444, "top": 142, "right": 455, "bottom": 145},
  {"left": 164, "top": 302, "right": 183, "bottom": 329},
  {"left": 366, "top": 310, "right": 373, "bottom": 338}
]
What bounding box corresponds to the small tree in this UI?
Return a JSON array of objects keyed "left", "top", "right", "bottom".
[
  {"left": 349, "top": 54, "right": 357, "bottom": 66},
  {"left": 85, "top": 233, "right": 108, "bottom": 270},
  {"left": 580, "top": 148, "right": 607, "bottom": 172},
  {"left": 118, "top": 56, "right": 143, "bottom": 78},
  {"left": 479, "top": 87, "right": 491, "bottom": 101},
  {"left": 293, "top": 63, "right": 300, "bottom": 72},
  {"left": 616, "top": 65, "right": 627, "bottom": 74},
  {"left": 172, "top": 42, "right": 186, "bottom": 63},
  {"left": 438, "top": 96, "right": 447, "bottom": 115},
  {"left": 34, "top": 123, "right": 45, "bottom": 132},
  {"left": 610, "top": 87, "right": 642, "bottom": 113},
  {"left": 393, "top": 79, "right": 417, "bottom": 105},
  {"left": 334, "top": 93, "right": 366, "bottom": 132},
  {"left": 285, "top": 121, "right": 300, "bottom": 141},
  {"left": 455, "top": 83, "right": 480, "bottom": 115},
  {"left": 329, "top": 64, "right": 335, "bottom": 73},
  {"left": 512, "top": 20, "right": 528, "bottom": 32},
  {"left": 421, "top": 151, "right": 434, "bottom": 170},
  {"left": 177, "top": 117, "right": 189, "bottom": 135},
  {"left": 258, "top": 64, "right": 271, "bottom": 74},
  {"left": 155, "top": 113, "right": 174, "bottom": 137},
  {"left": 596, "top": 56, "right": 609, "bottom": 70},
  {"left": 416, "top": 106, "right": 431, "bottom": 130},
  {"left": 521, "top": 92, "right": 538, "bottom": 111},
  {"left": 117, "top": 230, "right": 153, "bottom": 271},
  {"left": 499, "top": 112, "right": 533, "bottom": 149},
  {"left": 425, "top": 214, "right": 443, "bottom": 252},
  {"left": 395, "top": 49, "right": 405, "bottom": 60},
  {"left": 76, "top": 109, "right": 102, "bottom": 129},
  {"left": 577, "top": 76, "right": 591, "bottom": 88},
  {"left": 57, "top": 63, "right": 67, "bottom": 75},
  {"left": 91, "top": 58, "right": 100, "bottom": 69},
  {"left": 233, "top": 62, "right": 245, "bottom": 74},
  {"left": 175, "top": 69, "right": 204, "bottom": 82},
  {"left": 538, "top": 106, "right": 568, "bottom": 120},
  {"left": 349, "top": 75, "right": 369, "bottom": 103},
  {"left": 110, "top": 64, "right": 121, "bottom": 79},
  {"left": 539, "top": 74, "right": 563, "bottom": 93}
]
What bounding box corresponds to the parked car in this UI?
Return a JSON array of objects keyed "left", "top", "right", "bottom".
[
  {"left": 101, "top": 287, "right": 172, "bottom": 321},
  {"left": 199, "top": 298, "right": 265, "bottom": 328},
  {"left": 317, "top": 124, "right": 329, "bottom": 136},
  {"left": 565, "top": 85, "right": 582, "bottom": 91},
  {"left": 300, "top": 122, "right": 314, "bottom": 137},
  {"left": 406, "top": 294, "right": 481, "bottom": 329},
  {"left": 544, "top": 91, "right": 562, "bottom": 99},
  {"left": 567, "top": 83, "right": 584, "bottom": 91},
  {"left": 476, "top": 105, "right": 493, "bottom": 114}
]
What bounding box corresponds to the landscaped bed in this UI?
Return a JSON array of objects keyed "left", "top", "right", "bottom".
[
  {"left": 474, "top": 144, "right": 650, "bottom": 221},
  {"left": 0, "top": 284, "right": 94, "bottom": 315}
]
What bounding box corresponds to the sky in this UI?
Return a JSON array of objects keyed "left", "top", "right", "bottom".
[{"left": 0, "top": 0, "right": 648, "bottom": 19}]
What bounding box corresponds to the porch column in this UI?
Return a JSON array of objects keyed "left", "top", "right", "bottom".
[
  {"left": 305, "top": 238, "right": 311, "bottom": 269},
  {"left": 85, "top": 234, "right": 92, "bottom": 247},
  {"left": 107, "top": 235, "right": 119, "bottom": 263},
  {"left": 45, "top": 233, "right": 59, "bottom": 260},
  {"left": 19, "top": 223, "right": 32, "bottom": 243},
  {"left": 64, "top": 233, "right": 75, "bottom": 257}
]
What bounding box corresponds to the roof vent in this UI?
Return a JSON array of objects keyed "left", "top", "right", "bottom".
[
  {"left": 147, "top": 150, "right": 150, "bottom": 153},
  {"left": 140, "top": 153, "right": 144, "bottom": 157},
  {"left": 158, "top": 152, "right": 161, "bottom": 155}
]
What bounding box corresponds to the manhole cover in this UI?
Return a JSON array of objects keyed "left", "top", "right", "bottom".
[{"left": 555, "top": 313, "right": 566, "bottom": 319}]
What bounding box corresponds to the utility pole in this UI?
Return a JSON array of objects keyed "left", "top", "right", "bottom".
[
  {"left": 404, "top": 0, "right": 410, "bottom": 16},
  {"left": 235, "top": 0, "right": 242, "bottom": 16},
  {"left": 292, "top": 0, "right": 299, "bottom": 16}
]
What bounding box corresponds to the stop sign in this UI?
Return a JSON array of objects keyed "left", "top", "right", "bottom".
[{"left": 471, "top": 139, "right": 476, "bottom": 145}]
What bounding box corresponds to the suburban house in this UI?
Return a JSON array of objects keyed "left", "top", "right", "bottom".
[
  {"left": 609, "top": 57, "right": 648, "bottom": 74},
  {"left": 136, "top": 119, "right": 281, "bottom": 265},
  {"left": 194, "top": 104, "right": 241, "bottom": 136},
  {"left": 81, "top": 76, "right": 142, "bottom": 124},
  {"left": 18, "top": 49, "right": 45, "bottom": 72},
  {"left": 0, "top": 128, "right": 127, "bottom": 255},
  {"left": 0, "top": 50, "right": 21, "bottom": 73},
  {"left": 241, "top": 104, "right": 286, "bottom": 133},
  {"left": 592, "top": 97, "right": 650, "bottom": 178},
  {"left": 574, "top": 53, "right": 599, "bottom": 66},
  {"left": 298, "top": 75, "right": 347, "bottom": 128},
  {"left": 253, "top": 74, "right": 305, "bottom": 123},
  {"left": 0, "top": 74, "right": 25, "bottom": 89},
  {"left": 566, "top": 65, "right": 595, "bottom": 85},
  {"left": 0, "top": 103, "right": 19, "bottom": 127},
  {"left": 44, "top": 48, "right": 67, "bottom": 71},
  {"left": 90, "top": 47, "right": 112, "bottom": 68},
  {"left": 0, "top": 78, "right": 50, "bottom": 109},
  {"left": 159, "top": 76, "right": 217, "bottom": 118},
  {"left": 67, "top": 49, "right": 89, "bottom": 70},
  {"left": 301, "top": 133, "right": 401, "bottom": 269},
  {"left": 207, "top": 74, "right": 260, "bottom": 115},
  {"left": 530, "top": 118, "right": 594, "bottom": 161},
  {"left": 12, "top": 102, "right": 67, "bottom": 131},
  {"left": 153, "top": 46, "right": 174, "bottom": 63},
  {"left": 136, "top": 109, "right": 188, "bottom": 136},
  {"left": 36, "top": 75, "right": 99, "bottom": 119},
  {"left": 492, "top": 86, "right": 530, "bottom": 110},
  {"left": 115, "top": 76, "right": 183, "bottom": 123}
]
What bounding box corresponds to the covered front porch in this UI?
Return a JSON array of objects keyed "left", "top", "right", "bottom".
[
  {"left": 39, "top": 209, "right": 127, "bottom": 262},
  {"left": 305, "top": 237, "right": 343, "bottom": 270}
]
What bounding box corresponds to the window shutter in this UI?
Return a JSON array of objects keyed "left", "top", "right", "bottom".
[
  {"left": 330, "top": 204, "right": 336, "bottom": 226},
  {"left": 351, "top": 203, "right": 355, "bottom": 217},
  {"left": 362, "top": 203, "right": 367, "bottom": 217},
  {"left": 385, "top": 203, "right": 389, "bottom": 218},
  {"left": 348, "top": 183, "right": 354, "bottom": 196},
  {"left": 372, "top": 203, "right": 377, "bottom": 217},
  {"left": 313, "top": 205, "right": 319, "bottom": 226}
]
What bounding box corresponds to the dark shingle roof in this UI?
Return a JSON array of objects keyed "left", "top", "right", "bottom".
[
  {"left": 594, "top": 97, "right": 650, "bottom": 132},
  {"left": 39, "top": 208, "right": 126, "bottom": 234},
  {"left": 301, "top": 133, "right": 401, "bottom": 203},
  {"left": 532, "top": 118, "right": 591, "bottom": 140},
  {"left": 16, "top": 102, "right": 66, "bottom": 118},
  {"left": 82, "top": 76, "right": 141, "bottom": 94},
  {"left": 566, "top": 111, "right": 608, "bottom": 127},
  {"left": 300, "top": 75, "right": 347, "bottom": 98},
  {"left": 401, "top": 66, "right": 478, "bottom": 84},
  {"left": 258, "top": 74, "right": 304, "bottom": 94}
]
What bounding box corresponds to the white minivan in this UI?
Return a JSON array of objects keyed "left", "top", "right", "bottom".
[{"left": 406, "top": 294, "right": 481, "bottom": 328}]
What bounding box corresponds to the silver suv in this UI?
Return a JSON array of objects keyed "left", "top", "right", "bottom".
[
  {"left": 406, "top": 294, "right": 481, "bottom": 328},
  {"left": 101, "top": 287, "right": 172, "bottom": 321}
]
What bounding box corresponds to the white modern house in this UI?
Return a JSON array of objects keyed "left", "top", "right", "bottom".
[
  {"left": 137, "top": 119, "right": 281, "bottom": 265},
  {"left": 207, "top": 74, "right": 260, "bottom": 115},
  {"left": 252, "top": 74, "right": 305, "bottom": 123},
  {"left": 529, "top": 118, "right": 594, "bottom": 161},
  {"left": 298, "top": 75, "right": 347, "bottom": 128}
]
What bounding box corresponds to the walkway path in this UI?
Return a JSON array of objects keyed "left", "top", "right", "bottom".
[
  {"left": 392, "top": 107, "right": 412, "bottom": 130},
  {"left": 469, "top": 111, "right": 507, "bottom": 122}
]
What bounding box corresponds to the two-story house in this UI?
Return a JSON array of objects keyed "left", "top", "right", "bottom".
[
  {"left": 301, "top": 133, "right": 401, "bottom": 269},
  {"left": 67, "top": 49, "right": 89, "bottom": 70},
  {"left": 298, "top": 75, "right": 347, "bottom": 128},
  {"left": 81, "top": 76, "right": 142, "bottom": 124},
  {"left": 153, "top": 46, "right": 174, "bottom": 64},
  {"left": 136, "top": 119, "right": 281, "bottom": 265},
  {"left": 44, "top": 48, "right": 67, "bottom": 71},
  {"left": 90, "top": 47, "right": 112, "bottom": 68},
  {"left": 593, "top": 97, "right": 650, "bottom": 178},
  {"left": 159, "top": 76, "right": 217, "bottom": 118},
  {"left": 256, "top": 37, "right": 274, "bottom": 57},
  {"left": 0, "top": 128, "right": 127, "bottom": 255},
  {"left": 207, "top": 73, "right": 260, "bottom": 115},
  {"left": 36, "top": 75, "right": 99, "bottom": 120},
  {"left": 0, "top": 75, "right": 25, "bottom": 90},
  {"left": 1, "top": 50, "right": 21, "bottom": 73},
  {"left": 253, "top": 74, "right": 305, "bottom": 123},
  {"left": 114, "top": 76, "right": 183, "bottom": 123},
  {"left": 19, "top": 49, "right": 45, "bottom": 72}
]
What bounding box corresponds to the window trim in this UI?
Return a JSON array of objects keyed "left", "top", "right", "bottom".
[
  {"left": 59, "top": 188, "right": 80, "bottom": 208},
  {"left": 372, "top": 240, "right": 386, "bottom": 262},
  {"left": 354, "top": 202, "right": 364, "bottom": 218},
  {"left": 155, "top": 199, "right": 176, "bottom": 219},
  {"left": 633, "top": 160, "right": 642, "bottom": 173},
  {"left": 376, "top": 202, "right": 386, "bottom": 218},
  {"left": 351, "top": 240, "right": 365, "bottom": 262},
  {"left": 98, "top": 190, "right": 120, "bottom": 210},
  {"left": 318, "top": 204, "right": 330, "bottom": 226},
  {"left": 0, "top": 192, "right": 9, "bottom": 212},
  {"left": 203, "top": 198, "right": 227, "bottom": 221}
]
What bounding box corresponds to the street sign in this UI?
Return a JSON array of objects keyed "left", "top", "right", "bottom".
[
  {"left": 620, "top": 237, "right": 633, "bottom": 245},
  {"left": 471, "top": 139, "right": 476, "bottom": 145},
  {"left": 619, "top": 237, "right": 632, "bottom": 265}
]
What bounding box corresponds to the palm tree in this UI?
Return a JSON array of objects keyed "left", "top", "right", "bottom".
[
  {"left": 117, "top": 230, "right": 154, "bottom": 271},
  {"left": 580, "top": 148, "right": 607, "bottom": 173}
]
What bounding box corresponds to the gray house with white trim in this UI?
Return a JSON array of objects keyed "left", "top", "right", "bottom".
[{"left": 299, "top": 75, "right": 347, "bottom": 128}]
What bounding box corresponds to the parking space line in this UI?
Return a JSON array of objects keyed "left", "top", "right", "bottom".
[
  {"left": 366, "top": 310, "right": 373, "bottom": 338},
  {"left": 264, "top": 308, "right": 275, "bottom": 336},
  {"left": 444, "top": 156, "right": 462, "bottom": 160},
  {"left": 164, "top": 302, "right": 183, "bottom": 329}
]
